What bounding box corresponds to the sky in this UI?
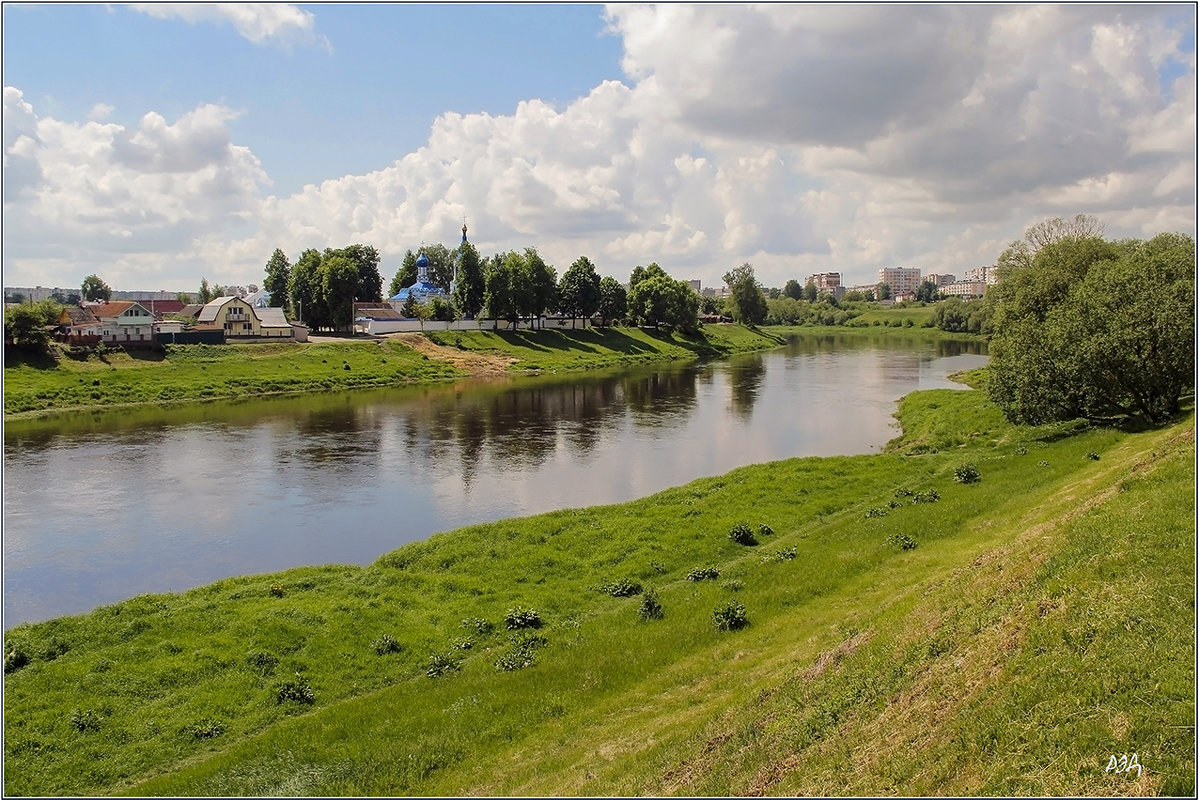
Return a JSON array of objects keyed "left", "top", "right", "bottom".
[{"left": 2, "top": 3, "right": 1195, "bottom": 295}]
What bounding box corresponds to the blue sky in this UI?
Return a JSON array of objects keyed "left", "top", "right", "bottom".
[{"left": 3, "top": 4, "right": 1195, "bottom": 294}]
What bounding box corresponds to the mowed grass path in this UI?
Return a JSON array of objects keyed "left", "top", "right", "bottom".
[
  {"left": 4, "top": 385, "right": 1192, "bottom": 796},
  {"left": 3, "top": 325, "right": 783, "bottom": 417}
]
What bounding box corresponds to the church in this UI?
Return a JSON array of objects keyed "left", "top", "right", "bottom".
[{"left": 387, "top": 222, "right": 469, "bottom": 309}]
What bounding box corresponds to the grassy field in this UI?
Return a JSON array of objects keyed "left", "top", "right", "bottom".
[
  {"left": 3, "top": 325, "right": 785, "bottom": 418},
  {"left": 4, "top": 382, "right": 1192, "bottom": 796}
]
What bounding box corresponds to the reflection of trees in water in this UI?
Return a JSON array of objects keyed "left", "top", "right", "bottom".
[
  {"left": 290, "top": 402, "right": 384, "bottom": 470},
  {"left": 723, "top": 354, "right": 766, "bottom": 420},
  {"left": 624, "top": 366, "right": 699, "bottom": 428}
]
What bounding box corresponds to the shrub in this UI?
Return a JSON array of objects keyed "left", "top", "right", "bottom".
[
  {"left": 275, "top": 673, "right": 315, "bottom": 704},
  {"left": 866, "top": 507, "right": 888, "bottom": 518},
  {"left": 599, "top": 578, "right": 643, "bottom": 597},
  {"left": 426, "top": 653, "right": 461, "bottom": 678},
  {"left": 757, "top": 523, "right": 774, "bottom": 537},
  {"left": 912, "top": 489, "right": 941, "bottom": 504},
  {"left": 728, "top": 523, "right": 758, "bottom": 546},
  {"left": 184, "top": 719, "right": 225, "bottom": 740},
  {"left": 505, "top": 606, "right": 543, "bottom": 630},
  {"left": 953, "top": 463, "right": 981, "bottom": 484},
  {"left": 687, "top": 566, "right": 721, "bottom": 581},
  {"left": 638, "top": 589, "right": 664, "bottom": 621},
  {"left": 1015, "top": 446, "right": 1029, "bottom": 455},
  {"left": 371, "top": 634, "right": 403, "bottom": 656},
  {"left": 887, "top": 533, "right": 918, "bottom": 551},
  {"left": 5, "top": 643, "right": 30, "bottom": 674},
  {"left": 712, "top": 603, "right": 749, "bottom": 631},
  {"left": 1086, "top": 451, "right": 1100, "bottom": 460},
  {"left": 269, "top": 582, "right": 285, "bottom": 598},
  {"left": 69, "top": 708, "right": 102, "bottom": 732},
  {"left": 494, "top": 634, "right": 547, "bottom": 672},
  {"left": 461, "top": 617, "right": 494, "bottom": 636},
  {"left": 761, "top": 547, "right": 796, "bottom": 563}
]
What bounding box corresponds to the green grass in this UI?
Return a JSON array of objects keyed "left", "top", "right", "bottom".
[
  {"left": 424, "top": 323, "right": 784, "bottom": 371},
  {"left": 3, "top": 340, "right": 463, "bottom": 416},
  {"left": 4, "top": 382, "right": 1192, "bottom": 796}
]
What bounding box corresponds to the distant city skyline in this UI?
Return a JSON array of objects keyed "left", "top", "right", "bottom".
[{"left": 3, "top": 4, "right": 1194, "bottom": 294}]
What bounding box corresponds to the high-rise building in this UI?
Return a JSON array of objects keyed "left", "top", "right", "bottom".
[{"left": 877, "top": 267, "right": 922, "bottom": 296}]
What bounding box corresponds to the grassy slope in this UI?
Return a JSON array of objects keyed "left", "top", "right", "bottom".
[
  {"left": 3, "top": 385, "right": 1192, "bottom": 796},
  {"left": 3, "top": 325, "right": 783, "bottom": 417}
]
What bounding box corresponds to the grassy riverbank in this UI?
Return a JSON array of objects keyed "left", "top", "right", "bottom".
[
  {"left": 4, "top": 383, "right": 1192, "bottom": 796},
  {"left": 3, "top": 324, "right": 785, "bottom": 418}
]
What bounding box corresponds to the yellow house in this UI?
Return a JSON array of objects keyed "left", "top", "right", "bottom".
[{"left": 196, "top": 296, "right": 292, "bottom": 339}]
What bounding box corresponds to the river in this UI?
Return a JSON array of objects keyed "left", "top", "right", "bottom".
[{"left": 3, "top": 333, "right": 986, "bottom": 625}]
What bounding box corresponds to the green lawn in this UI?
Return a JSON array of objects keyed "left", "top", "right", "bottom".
[{"left": 4, "top": 383, "right": 1191, "bottom": 796}]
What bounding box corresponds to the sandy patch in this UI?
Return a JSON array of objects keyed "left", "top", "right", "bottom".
[{"left": 388, "top": 332, "right": 518, "bottom": 377}]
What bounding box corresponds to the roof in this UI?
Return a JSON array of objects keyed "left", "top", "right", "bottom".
[
  {"left": 255, "top": 307, "right": 290, "bottom": 328},
  {"left": 60, "top": 305, "right": 99, "bottom": 325},
  {"left": 90, "top": 301, "right": 152, "bottom": 319},
  {"left": 196, "top": 296, "right": 243, "bottom": 323},
  {"left": 139, "top": 299, "right": 185, "bottom": 317},
  {"left": 390, "top": 281, "right": 448, "bottom": 301}
]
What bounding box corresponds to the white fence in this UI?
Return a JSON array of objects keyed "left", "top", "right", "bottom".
[{"left": 363, "top": 317, "right": 592, "bottom": 335}]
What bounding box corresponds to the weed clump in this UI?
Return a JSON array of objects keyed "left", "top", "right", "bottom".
[
  {"left": 638, "top": 589, "right": 664, "bottom": 621},
  {"left": 687, "top": 566, "right": 721, "bottom": 581},
  {"left": 426, "top": 653, "right": 461, "bottom": 678},
  {"left": 184, "top": 719, "right": 225, "bottom": 740},
  {"left": 494, "top": 633, "right": 547, "bottom": 672},
  {"left": 912, "top": 489, "right": 941, "bottom": 504},
  {"left": 246, "top": 651, "right": 279, "bottom": 676},
  {"left": 69, "top": 708, "right": 101, "bottom": 732},
  {"left": 712, "top": 602, "right": 749, "bottom": 631},
  {"left": 598, "top": 578, "right": 643, "bottom": 597},
  {"left": 953, "top": 463, "right": 981, "bottom": 484},
  {"left": 757, "top": 524, "right": 774, "bottom": 537},
  {"left": 5, "top": 643, "right": 30, "bottom": 674},
  {"left": 505, "top": 606, "right": 543, "bottom": 630},
  {"left": 371, "top": 634, "right": 403, "bottom": 655},
  {"left": 866, "top": 507, "right": 888, "bottom": 518},
  {"left": 887, "top": 533, "right": 918, "bottom": 550},
  {"left": 761, "top": 547, "right": 797, "bottom": 563},
  {"left": 461, "top": 617, "right": 494, "bottom": 636},
  {"left": 268, "top": 582, "right": 285, "bottom": 598},
  {"left": 275, "top": 673, "right": 315, "bottom": 704},
  {"left": 728, "top": 523, "right": 758, "bottom": 546}
]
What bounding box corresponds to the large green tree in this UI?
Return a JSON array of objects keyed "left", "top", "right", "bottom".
[
  {"left": 422, "top": 243, "right": 455, "bottom": 291},
  {"left": 323, "top": 244, "right": 382, "bottom": 303},
  {"left": 557, "top": 256, "right": 601, "bottom": 327},
  {"left": 389, "top": 250, "right": 419, "bottom": 297},
  {"left": 723, "top": 262, "right": 768, "bottom": 325},
  {"left": 288, "top": 249, "right": 325, "bottom": 329},
  {"left": 452, "top": 240, "right": 485, "bottom": 319},
  {"left": 197, "top": 278, "right": 213, "bottom": 304},
  {"left": 597, "top": 276, "right": 627, "bottom": 327},
  {"left": 484, "top": 251, "right": 521, "bottom": 329},
  {"left": 321, "top": 255, "right": 360, "bottom": 332},
  {"left": 4, "top": 305, "right": 50, "bottom": 348},
  {"left": 628, "top": 274, "right": 699, "bottom": 332},
  {"left": 263, "top": 249, "right": 291, "bottom": 308},
  {"left": 987, "top": 227, "right": 1194, "bottom": 425},
  {"left": 783, "top": 279, "right": 803, "bottom": 300},
  {"left": 523, "top": 248, "right": 557, "bottom": 327},
  {"left": 81, "top": 274, "right": 111, "bottom": 302}
]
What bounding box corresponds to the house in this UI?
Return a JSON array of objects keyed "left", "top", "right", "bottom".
[
  {"left": 89, "top": 301, "right": 157, "bottom": 344},
  {"left": 196, "top": 296, "right": 293, "bottom": 339},
  {"left": 54, "top": 305, "right": 102, "bottom": 345}
]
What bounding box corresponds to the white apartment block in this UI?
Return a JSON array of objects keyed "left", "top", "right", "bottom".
[
  {"left": 942, "top": 280, "right": 989, "bottom": 298},
  {"left": 805, "top": 272, "right": 842, "bottom": 291},
  {"left": 963, "top": 266, "right": 1000, "bottom": 285},
  {"left": 877, "top": 267, "right": 923, "bottom": 296}
]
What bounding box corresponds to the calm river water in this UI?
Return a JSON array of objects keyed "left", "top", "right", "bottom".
[{"left": 3, "top": 333, "right": 986, "bottom": 625}]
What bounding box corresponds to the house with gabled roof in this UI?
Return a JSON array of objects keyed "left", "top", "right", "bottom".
[
  {"left": 196, "top": 296, "right": 293, "bottom": 339},
  {"left": 89, "top": 301, "right": 156, "bottom": 344}
]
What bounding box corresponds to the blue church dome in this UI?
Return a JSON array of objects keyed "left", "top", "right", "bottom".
[{"left": 416, "top": 252, "right": 430, "bottom": 269}]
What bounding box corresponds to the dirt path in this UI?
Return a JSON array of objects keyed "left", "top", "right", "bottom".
[{"left": 388, "top": 332, "right": 517, "bottom": 377}]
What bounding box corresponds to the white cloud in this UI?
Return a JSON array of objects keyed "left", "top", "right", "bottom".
[
  {"left": 126, "top": 3, "right": 329, "bottom": 50},
  {"left": 3, "top": 5, "right": 1194, "bottom": 293}
]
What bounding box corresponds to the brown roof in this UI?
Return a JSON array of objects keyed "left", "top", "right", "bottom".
[
  {"left": 89, "top": 301, "right": 137, "bottom": 318},
  {"left": 59, "top": 305, "right": 99, "bottom": 325},
  {"left": 140, "top": 299, "right": 185, "bottom": 317}
]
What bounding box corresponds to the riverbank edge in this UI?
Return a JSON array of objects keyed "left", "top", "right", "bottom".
[{"left": 3, "top": 323, "right": 983, "bottom": 421}]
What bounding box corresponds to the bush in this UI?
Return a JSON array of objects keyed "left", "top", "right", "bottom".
[
  {"left": 184, "top": 719, "right": 225, "bottom": 740},
  {"left": 638, "top": 589, "right": 664, "bottom": 621},
  {"left": 505, "top": 606, "right": 543, "bottom": 630},
  {"left": 912, "top": 489, "right": 941, "bottom": 504},
  {"left": 275, "top": 673, "right": 315, "bottom": 704},
  {"left": 757, "top": 523, "right": 774, "bottom": 537},
  {"left": 887, "top": 533, "right": 918, "bottom": 551},
  {"left": 494, "top": 634, "right": 547, "bottom": 672},
  {"left": 953, "top": 463, "right": 981, "bottom": 484},
  {"left": 761, "top": 547, "right": 796, "bottom": 563},
  {"left": 372, "top": 634, "right": 403, "bottom": 655},
  {"left": 728, "top": 523, "right": 758, "bottom": 546},
  {"left": 712, "top": 603, "right": 749, "bottom": 631},
  {"left": 461, "top": 617, "right": 494, "bottom": 636},
  {"left": 687, "top": 566, "right": 721, "bottom": 581},
  {"left": 1086, "top": 451, "right": 1100, "bottom": 460},
  {"left": 70, "top": 708, "right": 102, "bottom": 732},
  {"left": 268, "top": 582, "right": 285, "bottom": 598},
  {"left": 599, "top": 578, "right": 643, "bottom": 597},
  {"left": 5, "top": 643, "right": 30, "bottom": 674},
  {"left": 866, "top": 507, "right": 888, "bottom": 518},
  {"left": 426, "top": 653, "right": 461, "bottom": 678}
]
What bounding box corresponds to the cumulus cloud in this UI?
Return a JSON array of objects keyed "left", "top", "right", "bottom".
[
  {"left": 3, "top": 5, "right": 1194, "bottom": 292},
  {"left": 127, "top": 3, "right": 330, "bottom": 51}
]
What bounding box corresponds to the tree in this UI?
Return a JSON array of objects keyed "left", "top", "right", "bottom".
[
  {"left": 875, "top": 282, "right": 891, "bottom": 301},
  {"left": 783, "top": 279, "right": 802, "bottom": 300},
  {"left": 485, "top": 251, "right": 521, "bottom": 329},
  {"left": 628, "top": 274, "right": 699, "bottom": 332},
  {"left": 557, "top": 256, "right": 601, "bottom": 327},
  {"left": 4, "top": 305, "right": 50, "bottom": 348},
  {"left": 452, "top": 240, "right": 485, "bottom": 319},
  {"left": 987, "top": 228, "right": 1193, "bottom": 425},
  {"left": 915, "top": 280, "right": 940, "bottom": 303},
  {"left": 723, "top": 262, "right": 768, "bottom": 325},
  {"left": 321, "top": 255, "right": 359, "bottom": 333},
  {"left": 289, "top": 249, "right": 324, "bottom": 329},
  {"left": 428, "top": 296, "right": 456, "bottom": 322},
  {"left": 176, "top": 292, "right": 193, "bottom": 305},
  {"left": 803, "top": 281, "right": 818, "bottom": 303},
  {"left": 81, "top": 274, "right": 111, "bottom": 302},
  {"left": 263, "top": 248, "right": 291, "bottom": 309},
  {"left": 389, "top": 250, "right": 419, "bottom": 297},
  {"left": 597, "top": 276, "right": 627, "bottom": 327},
  {"left": 422, "top": 243, "right": 455, "bottom": 291},
  {"left": 325, "top": 244, "right": 382, "bottom": 302},
  {"left": 197, "top": 278, "right": 213, "bottom": 304},
  {"left": 524, "top": 248, "right": 557, "bottom": 327},
  {"left": 629, "top": 262, "right": 668, "bottom": 291}
]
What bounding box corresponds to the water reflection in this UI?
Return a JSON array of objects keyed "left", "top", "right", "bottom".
[{"left": 4, "top": 334, "right": 986, "bottom": 624}]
